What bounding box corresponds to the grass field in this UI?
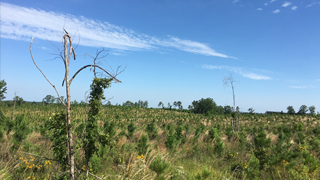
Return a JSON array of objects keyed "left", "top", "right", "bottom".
[{"left": 1, "top": 104, "right": 320, "bottom": 179}]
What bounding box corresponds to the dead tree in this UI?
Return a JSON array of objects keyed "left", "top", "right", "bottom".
[
  {"left": 223, "top": 74, "right": 239, "bottom": 132},
  {"left": 12, "top": 91, "right": 17, "bottom": 121},
  {"left": 30, "top": 29, "right": 121, "bottom": 180}
]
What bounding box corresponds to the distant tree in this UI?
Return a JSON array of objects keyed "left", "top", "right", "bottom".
[
  {"left": 80, "top": 100, "right": 86, "bottom": 106},
  {"left": 248, "top": 107, "right": 255, "bottom": 114},
  {"left": 123, "top": 100, "right": 134, "bottom": 107},
  {"left": 177, "top": 101, "right": 183, "bottom": 110},
  {"left": 287, "top": 106, "right": 295, "bottom": 115},
  {"left": 173, "top": 101, "right": 178, "bottom": 109},
  {"left": 309, "top": 106, "right": 316, "bottom": 115},
  {"left": 14, "top": 96, "right": 24, "bottom": 106},
  {"left": 158, "top": 101, "right": 164, "bottom": 108},
  {"left": 57, "top": 96, "right": 67, "bottom": 104},
  {"left": 217, "top": 105, "right": 224, "bottom": 114},
  {"left": 43, "top": 95, "right": 55, "bottom": 105},
  {"left": 143, "top": 100, "right": 148, "bottom": 108},
  {"left": 73, "top": 100, "right": 78, "bottom": 106},
  {"left": 106, "top": 101, "right": 112, "bottom": 106},
  {"left": 173, "top": 101, "right": 183, "bottom": 110},
  {"left": 236, "top": 106, "right": 240, "bottom": 113},
  {"left": 191, "top": 97, "right": 217, "bottom": 114},
  {"left": 297, "top": 105, "right": 308, "bottom": 115},
  {"left": 0, "top": 80, "right": 7, "bottom": 101},
  {"left": 167, "top": 102, "right": 172, "bottom": 110},
  {"left": 135, "top": 100, "right": 148, "bottom": 108},
  {"left": 223, "top": 105, "right": 232, "bottom": 114}
]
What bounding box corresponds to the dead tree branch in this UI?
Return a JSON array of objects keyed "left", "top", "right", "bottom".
[
  {"left": 69, "top": 65, "right": 122, "bottom": 84},
  {"left": 30, "top": 37, "right": 66, "bottom": 107}
]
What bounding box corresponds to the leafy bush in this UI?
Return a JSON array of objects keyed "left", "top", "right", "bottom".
[
  {"left": 294, "top": 122, "right": 304, "bottom": 132},
  {"left": 11, "top": 114, "right": 31, "bottom": 150},
  {"left": 136, "top": 134, "right": 150, "bottom": 155},
  {"left": 150, "top": 154, "right": 169, "bottom": 179},
  {"left": 165, "top": 134, "right": 179, "bottom": 150},
  {"left": 127, "top": 121, "right": 136, "bottom": 138},
  {"left": 214, "top": 137, "right": 225, "bottom": 157},
  {"left": 245, "top": 153, "right": 260, "bottom": 179},
  {"left": 146, "top": 119, "right": 158, "bottom": 139},
  {"left": 90, "top": 153, "right": 102, "bottom": 173},
  {"left": 208, "top": 127, "right": 219, "bottom": 140},
  {"left": 46, "top": 112, "right": 68, "bottom": 170},
  {"left": 253, "top": 130, "right": 271, "bottom": 169}
]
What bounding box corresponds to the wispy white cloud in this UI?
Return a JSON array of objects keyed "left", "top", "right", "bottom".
[
  {"left": 264, "top": 3, "right": 268, "bottom": 6},
  {"left": 233, "top": 0, "right": 239, "bottom": 4},
  {"left": 0, "top": 2, "right": 232, "bottom": 58},
  {"left": 291, "top": 6, "right": 298, "bottom": 10},
  {"left": 257, "top": 8, "right": 263, "bottom": 11},
  {"left": 273, "top": 9, "right": 281, "bottom": 13},
  {"left": 270, "top": 0, "right": 277, "bottom": 3},
  {"left": 158, "top": 37, "right": 230, "bottom": 58},
  {"left": 201, "top": 65, "right": 271, "bottom": 80},
  {"left": 289, "top": 85, "right": 314, "bottom": 89},
  {"left": 282, "top": 2, "right": 292, "bottom": 7},
  {"left": 41, "top": 46, "right": 49, "bottom": 50},
  {"left": 306, "top": 2, "right": 320, "bottom": 8}
]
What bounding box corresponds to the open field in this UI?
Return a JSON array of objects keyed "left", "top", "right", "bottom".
[{"left": 1, "top": 104, "right": 320, "bottom": 179}]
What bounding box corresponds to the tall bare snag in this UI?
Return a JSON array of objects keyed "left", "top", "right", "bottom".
[{"left": 30, "top": 29, "right": 121, "bottom": 180}]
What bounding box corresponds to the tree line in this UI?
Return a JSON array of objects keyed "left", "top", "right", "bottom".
[{"left": 0, "top": 79, "right": 317, "bottom": 116}]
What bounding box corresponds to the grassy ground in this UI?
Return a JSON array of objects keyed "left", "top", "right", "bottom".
[{"left": 0, "top": 104, "right": 320, "bottom": 179}]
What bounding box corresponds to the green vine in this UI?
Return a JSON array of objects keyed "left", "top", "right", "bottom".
[{"left": 84, "top": 78, "right": 112, "bottom": 170}]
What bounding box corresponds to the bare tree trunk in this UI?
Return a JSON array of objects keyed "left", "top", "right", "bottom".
[
  {"left": 63, "top": 33, "right": 75, "bottom": 180},
  {"left": 31, "top": 29, "right": 121, "bottom": 180},
  {"left": 231, "top": 84, "right": 235, "bottom": 133},
  {"left": 12, "top": 91, "right": 17, "bottom": 121},
  {"left": 224, "top": 74, "right": 237, "bottom": 133}
]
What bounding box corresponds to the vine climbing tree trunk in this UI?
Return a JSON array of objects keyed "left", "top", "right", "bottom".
[{"left": 31, "top": 29, "right": 122, "bottom": 180}]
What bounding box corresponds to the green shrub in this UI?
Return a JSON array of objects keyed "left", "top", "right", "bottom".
[
  {"left": 150, "top": 154, "right": 169, "bottom": 179},
  {"left": 225, "top": 126, "right": 233, "bottom": 140},
  {"left": 294, "top": 122, "right": 304, "bottom": 132},
  {"left": 11, "top": 114, "right": 31, "bottom": 150},
  {"left": 46, "top": 111, "right": 68, "bottom": 170},
  {"left": 253, "top": 130, "right": 271, "bottom": 170},
  {"left": 195, "top": 123, "right": 205, "bottom": 137},
  {"left": 136, "top": 134, "right": 150, "bottom": 155},
  {"left": 146, "top": 119, "right": 158, "bottom": 139},
  {"left": 127, "top": 121, "right": 136, "bottom": 138},
  {"left": 104, "top": 120, "right": 117, "bottom": 137},
  {"left": 90, "top": 153, "right": 102, "bottom": 173},
  {"left": 208, "top": 127, "right": 219, "bottom": 140},
  {"left": 245, "top": 153, "right": 260, "bottom": 179},
  {"left": 214, "top": 137, "right": 225, "bottom": 157},
  {"left": 165, "top": 134, "right": 178, "bottom": 150}
]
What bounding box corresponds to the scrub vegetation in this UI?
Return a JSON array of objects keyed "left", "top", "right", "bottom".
[{"left": 0, "top": 100, "right": 320, "bottom": 180}]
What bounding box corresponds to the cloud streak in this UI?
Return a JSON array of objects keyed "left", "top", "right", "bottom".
[
  {"left": 306, "top": 2, "right": 320, "bottom": 8},
  {"left": 289, "top": 85, "right": 313, "bottom": 89},
  {"left": 273, "top": 9, "right": 281, "bottom": 14},
  {"left": 201, "top": 65, "right": 272, "bottom": 80},
  {"left": 282, "top": 2, "right": 292, "bottom": 7},
  {"left": 0, "top": 2, "right": 232, "bottom": 58}
]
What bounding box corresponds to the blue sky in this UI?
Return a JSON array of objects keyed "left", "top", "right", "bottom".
[{"left": 1, "top": 0, "right": 320, "bottom": 113}]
